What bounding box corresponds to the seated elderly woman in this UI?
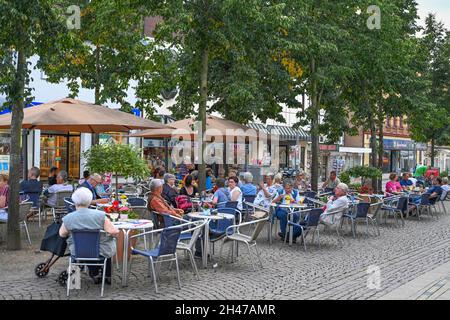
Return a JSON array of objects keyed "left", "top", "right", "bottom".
[
  {"left": 147, "top": 179, "right": 184, "bottom": 226},
  {"left": 43, "top": 170, "right": 74, "bottom": 206},
  {"left": 320, "top": 183, "right": 349, "bottom": 226},
  {"left": 59, "top": 187, "right": 119, "bottom": 284},
  {"left": 240, "top": 172, "right": 257, "bottom": 197},
  {"left": 162, "top": 173, "right": 179, "bottom": 208}
]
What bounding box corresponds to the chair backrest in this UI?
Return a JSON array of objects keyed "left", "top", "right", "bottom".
[
  {"left": 123, "top": 184, "right": 138, "bottom": 194},
  {"left": 420, "top": 193, "right": 431, "bottom": 205},
  {"left": 355, "top": 202, "right": 371, "bottom": 218},
  {"left": 131, "top": 206, "right": 149, "bottom": 219},
  {"left": 216, "top": 207, "right": 241, "bottom": 223},
  {"left": 304, "top": 208, "right": 323, "bottom": 227},
  {"left": 158, "top": 227, "right": 182, "bottom": 256},
  {"left": 249, "top": 217, "right": 269, "bottom": 241},
  {"left": 304, "top": 191, "right": 317, "bottom": 199},
  {"left": 209, "top": 217, "right": 234, "bottom": 235},
  {"left": 225, "top": 201, "right": 238, "bottom": 209},
  {"left": 161, "top": 213, "right": 181, "bottom": 228},
  {"left": 183, "top": 220, "right": 207, "bottom": 249},
  {"left": 55, "top": 191, "right": 74, "bottom": 207},
  {"left": 396, "top": 197, "right": 408, "bottom": 212},
  {"left": 128, "top": 197, "right": 147, "bottom": 207},
  {"left": 18, "top": 202, "right": 33, "bottom": 221},
  {"left": 64, "top": 198, "right": 76, "bottom": 213},
  {"left": 24, "top": 192, "right": 41, "bottom": 208},
  {"left": 71, "top": 229, "right": 101, "bottom": 259},
  {"left": 243, "top": 195, "right": 256, "bottom": 204}
]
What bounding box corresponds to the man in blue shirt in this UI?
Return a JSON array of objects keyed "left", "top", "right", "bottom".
[
  {"left": 240, "top": 172, "right": 257, "bottom": 196},
  {"left": 20, "top": 167, "right": 43, "bottom": 208},
  {"left": 426, "top": 177, "right": 443, "bottom": 205},
  {"left": 79, "top": 173, "right": 109, "bottom": 205},
  {"left": 399, "top": 173, "right": 413, "bottom": 189}
]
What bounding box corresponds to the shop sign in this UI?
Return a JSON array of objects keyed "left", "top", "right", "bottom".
[
  {"left": 319, "top": 144, "right": 339, "bottom": 151},
  {"left": 384, "top": 139, "right": 426, "bottom": 151}
]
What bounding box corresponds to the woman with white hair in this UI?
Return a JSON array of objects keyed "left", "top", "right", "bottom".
[
  {"left": 240, "top": 172, "right": 257, "bottom": 197},
  {"left": 59, "top": 187, "right": 119, "bottom": 284},
  {"left": 320, "top": 183, "right": 349, "bottom": 226},
  {"left": 162, "top": 173, "right": 179, "bottom": 207}
]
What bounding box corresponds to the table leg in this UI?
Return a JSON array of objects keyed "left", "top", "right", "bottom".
[
  {"left": 289, "top": 209, "right": 294, "bottom": 246},
  {"left": 203, "top": 221, "right": 209, "bottom": 269},
  {"left": 122, "top": 230, "right": 129, "bottom": 287},
  {"left": 268, "top": 209, "right": 273, "bottom": 245}
]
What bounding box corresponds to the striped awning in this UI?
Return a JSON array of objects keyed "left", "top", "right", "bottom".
[{"left": 248, "top": 122, "right": 310, "bottom": 141}]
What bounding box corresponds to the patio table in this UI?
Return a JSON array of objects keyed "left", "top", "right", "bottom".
[
  {"left": 187, "top": 211, "right": 235, "bottom": 268},
  {"left": 112, "top": 219, "right": 153, "bottom": 287},
  {"left": 270, "top": 203, "right": 308, "bottom": 246}
]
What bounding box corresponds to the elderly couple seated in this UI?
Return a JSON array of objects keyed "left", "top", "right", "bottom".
[{"left": 273, "top": 179, "right": 349, "bottom": 242}]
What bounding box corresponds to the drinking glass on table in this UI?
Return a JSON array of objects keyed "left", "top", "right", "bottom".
[{"left": 110, "top": 213, "right": 119, "bottom": 222}]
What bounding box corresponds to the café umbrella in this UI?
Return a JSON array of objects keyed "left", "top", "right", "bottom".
[
  {"left": 130, "top": 114, "right": 259, "bottom": 141},
  {"left": 0, "top": 98, "right": 167, "bottom": 132}
]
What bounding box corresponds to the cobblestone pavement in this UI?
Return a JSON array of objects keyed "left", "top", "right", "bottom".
[{"left": 1, "top": 202, "right": 449, "bottom": 300}]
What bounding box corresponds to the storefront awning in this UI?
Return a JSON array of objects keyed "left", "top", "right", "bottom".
[{"left": 247, "top": 123, "right": 310, "bottom": 141}]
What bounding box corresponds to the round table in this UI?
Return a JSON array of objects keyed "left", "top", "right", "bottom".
[
  {"left": 187, "top": 212, "right": 235, "bottom": 268},
  {"left": 270, "top": 203, "right": 309, "bottom": 246},
  {"left": 112, "top": 219, "right": 153, "bottom": 286}
]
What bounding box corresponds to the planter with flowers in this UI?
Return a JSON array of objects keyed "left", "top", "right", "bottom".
[{"left": 104, "top": 200, "right": 140, "bottom": 262}]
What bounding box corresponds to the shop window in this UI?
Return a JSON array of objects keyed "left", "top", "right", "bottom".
[{"left": 99, "top": 132, "right": 128, "bottom": 145}]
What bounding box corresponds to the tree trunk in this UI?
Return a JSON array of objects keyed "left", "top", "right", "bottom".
[
  {"left": 197, "top": 48, "right": 208, "bottom": 193},
  {"left": 309, "top": 57, "right": 320, "bottom": 192},
  {"left": 7, "top": 49, "right": 27, "bottom": 250},
  {"left": 369, "top": 110, "right": 378, "bottom": 192},
  {"left": 430, "top": 138, "right": 435, "bottom": 167},
  {"left": 376, "top": 109, "right": 384, "bottom": 193},
  {"left": 92, "top": 45, "right": 101, "bottom": 145},
  {"left": 115, "top": 173, "right": 119, "bottom": 201}
]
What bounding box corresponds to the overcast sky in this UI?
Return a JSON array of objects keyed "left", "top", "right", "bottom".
[{"left": 417, "top": 0, "right": 450, "bottom": 30}]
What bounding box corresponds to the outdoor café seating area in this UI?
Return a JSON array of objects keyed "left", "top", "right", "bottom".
[{"left": 1, "top": 170, "right": 449, "bottom": 298}]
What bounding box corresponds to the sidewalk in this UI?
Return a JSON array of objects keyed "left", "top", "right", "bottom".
[{"left": 380, "top": 260, "right": 450, "bottom": 300}]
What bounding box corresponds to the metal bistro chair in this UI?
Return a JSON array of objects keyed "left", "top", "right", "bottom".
[
  {"left": 176, "top": 220, "right": 207, "bottom": 280},
  {"left": 19, "top": 201, "right": 33, "bottom": 245},
  {"left": 123, "top": 184, "right": 139, "bottom": 197},
  {"left": 218, "top": 216, "right": 269, "bottom": 270},
  {"left": 208, "top": 211, "right": 235, "bottom": 257},
  {"left": 129, "top": 226, "right": 182, "bottom": 293},
  {"left": 381, "top": 196, "right": 407, "bottom": 227},
  {"left": 437, "top": 190, "right": 448, "bottom": 215},
  {"left": 67, "top": 229, "right": 108, "bottom": 297},
  {"left": 127, "top": 197, "right": 147, "bottom": 207},
  {"left": 64, "top": 198, "right": 76, "bottom": 214},
  {"left": 342, "top": 202, "right": 372, "bottom": 238},
  {"left": 45, "top": 191, "right": 74, "bottom": 223},
  {"left": 242, "top": 195, "right": 256, "bottom": 221},
  {"left": 409, "top": 193, "right": 433, "bottom": 220},
  {"left": 286, "top": 208, "right": 323, "bottom": 251}
]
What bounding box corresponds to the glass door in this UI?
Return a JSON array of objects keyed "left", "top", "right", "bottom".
[{"left": 40, "top": 134, "right": 80, "bottom": 181}]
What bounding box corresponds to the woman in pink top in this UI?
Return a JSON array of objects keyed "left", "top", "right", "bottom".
[
  {"left": 385, "top": 173, "right": 403, "bottom": 196},
  {"left": 0, "top": 174, "right": 9, "bottom": 209}
]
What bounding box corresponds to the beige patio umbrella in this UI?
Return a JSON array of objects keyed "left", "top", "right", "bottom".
[
  {"left": 130, "top": 114, "right": 258, "bottom": 141},
  {"left": 0, "top": 98, "right": 167, "bottom": 132}
]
